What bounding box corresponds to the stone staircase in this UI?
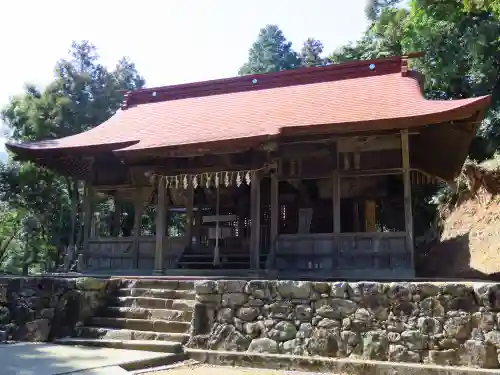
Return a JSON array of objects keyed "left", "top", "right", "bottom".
[{"left": 55, "top": 279, "right": 195, "bottom": 356}]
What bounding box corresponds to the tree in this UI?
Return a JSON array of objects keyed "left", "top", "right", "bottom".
[
  {"left": 0, "top": 41, "right": 145, "bottom": 274},
  {"left": 365, "top": 0, "right": 403, "bottom": 21},
  {"left": 403, "top": 0, "right": 500, "bottom": 156},
  {"left": 239, "top": 25, "right": 301, "bottom": 75},
  {"left": 330, "top": 4, "right": 408, "bottom": 63},
  {"left": 300, "top": 38, "right": 326, "bottom": 67}
]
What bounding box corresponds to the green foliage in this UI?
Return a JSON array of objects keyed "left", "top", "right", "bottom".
[
  {"left": 405, "top": 1, "right": 500, "bottom": 157},
  {"left": 0, "top": 41, "right": 144, "bottom": 274},
  {"left": 300, "top": 38, "right": 326, "bottom": 67},
  {"left": 239, "top": 25, "right": 302, "bottom": 75}
]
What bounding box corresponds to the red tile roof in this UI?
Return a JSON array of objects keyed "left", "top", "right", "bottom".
[{"left": 7, "top": 55, "right": 491, "bottom": 157}]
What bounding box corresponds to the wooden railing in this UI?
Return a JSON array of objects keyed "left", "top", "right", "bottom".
[
  {"left": 271, "top": 232, "right": 412, "bottom": 278},
  {"left": 86, "top": 236, "right": 186, "bottom": 271}
]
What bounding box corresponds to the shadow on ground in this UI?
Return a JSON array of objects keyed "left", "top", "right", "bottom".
[
  {"left": 417, "top": 233, "right": 500, "bottom": 281},
  {"left": 1, "top": 342, "right": 164, "bottom": 375}
]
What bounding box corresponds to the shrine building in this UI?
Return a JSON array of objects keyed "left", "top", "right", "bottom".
[{"left": 6, "top": 53, "right": 491, "bottom": 279}]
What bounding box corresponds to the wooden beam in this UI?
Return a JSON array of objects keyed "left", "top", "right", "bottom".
[
  {"left": 337, "top": 135, "right": 402, "bottom": 153},
  {"left": 154, "top": 177, "right": 167, "bottom": 274},
  {"left": 250, "top": 172, "right": 262, "bottom": 269},
  {"left": 340, "top": 168, "right": 403, "bottom": 178},
  {"left": 401, "top": 129, "right": 415, "bottom": 275},
  {"left": 128, "top": 152, "right": 268, "bottom": 175}
]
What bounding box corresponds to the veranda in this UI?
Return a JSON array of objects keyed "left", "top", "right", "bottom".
[{"left": 84, "top": 130, "right": 422, "bottom": 278}]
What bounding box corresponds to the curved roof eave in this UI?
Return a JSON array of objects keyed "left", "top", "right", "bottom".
[{"left": 6, "top": 140, "right": 139, "bottom": 160}]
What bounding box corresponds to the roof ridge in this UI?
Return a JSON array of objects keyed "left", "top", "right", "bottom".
[{"left": 122, "top": 53, "right": 425, "bottom": 109}]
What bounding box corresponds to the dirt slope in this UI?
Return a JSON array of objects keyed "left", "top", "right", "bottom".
[
  {"left": 423, "top": 156, "right": 500, "bottom": 279},
  {"left": 424, "top": 194, "right": 500, "bottom": 278}
]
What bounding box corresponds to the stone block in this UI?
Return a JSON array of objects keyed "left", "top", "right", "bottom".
[{"left": 465, "top": 339, "right": 499, "bottom": 368}]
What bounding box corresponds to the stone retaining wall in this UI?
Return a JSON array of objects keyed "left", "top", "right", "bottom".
[
  {"left": 188, "top": 280, "right": 500, "bottom": 369},
  {"left": 0, "top": 277, "right": 114, "bottom": 342}
]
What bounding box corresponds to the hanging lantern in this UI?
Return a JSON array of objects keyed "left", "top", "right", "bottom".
[
  {"left": 236, "top": 172, "right": 242, "bottom": 187},
  {"left": 224, "top": 172, "right": 231, "bottom": 187},
  {"left": 183, "top": 175, "right": 189, "bottom": 189},
  {"left": 214, "top": 172, "right": 220, "bottom": 187},
  {"left": 192, "top": 175, "right": 198, "bottom": 189},
  {"left": 205, "top": 173, "right": 211, "bottom": 188},
  {"left": 245, "top": 171, "right": 251, "bottom": 185}
]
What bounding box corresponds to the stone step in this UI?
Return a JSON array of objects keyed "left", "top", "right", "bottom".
[
  {"left": 101, "top": 306, "right": 193, "bottom": 322},
  {"left": 89, "top": 317, "right": 190, "bottom": 334},
  {"left": 117, "top": 288, "right": 195, "bottom": 300},
  {"left": 54, "top": 337, "right": 185, "bottom": 354},
  {"left": 109, "top": 296, "right": 196, "bottom": 310},
  {"left": 120, "top": 279, "right": 195, "bottom": 290},
  {"left": 77, "top": 326, "right": 190, "bottom": 343}
]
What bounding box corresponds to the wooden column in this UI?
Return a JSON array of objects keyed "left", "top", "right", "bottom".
[
  {"left": 194, "top": 205, "right": 202, "bottom": 247},
  {"left": 250, "top": 172, "right": 262, "bottom": 270},
  {"left": 90, "top": 215, "right": 97, "bottom": 238},
  {"left": 111, "top": 196, "right": 121, "bottom": 237},
  {"left": 333, "top": 145, "right": 341, "bottom": 234},
  {"left": 269, "top": 172, "right": 279, "bottom": 262},
  {"left": 185, "top": 183, "right": 194, "bottom": 249},
  {"left": 133, "top": 189, "right": 144, "bottom": 269},
  {"left": 401, "top": 129, "right": 415, "bottom": 274},
  {"left": 154, "top": 177, "right": 166, "bottom": 275},
  {"left": 82, "top": 182, "right": 94, "bottom": 269}
]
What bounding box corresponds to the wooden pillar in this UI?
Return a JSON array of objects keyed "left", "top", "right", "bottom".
[
  {"left": 82, "top": 182, "right": 94, "bottom": 268},
  {"left": 90, "top": 214, "right": 97, "bottom": 238},
  {"left": 269, "top": 172, "right": 279, "bottom": 266},
  {"left": 333, "top": 145, "right": 341, "bottom": 234},
  {"left": 332, "top": 171, "right": 341, "bottom": 234},
  {"left": 401, "top": 129, "right": 415, "bottom": 274},
  {"left": 185, "top": 183, "right": 194, "bottom": 249},
  {"left": 133, "top": 189, "right": 144, "bottom": 269},
  {"left": 194, "top": 205, "right": 201, "bottom": 247},
  {"left": 111, "top": 196, "right": 121, "bottom": 237},
  {"left": 154, "top": 177, "right": 166, "bottom": 275},
  {"left": 250, "top": 172, "right": 262, "bottom": 270},
  {"left": 353, "top": 201, "right": 361, "bottom": 232}
]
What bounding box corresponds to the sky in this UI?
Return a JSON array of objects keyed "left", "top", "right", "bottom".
[{"left": 0, "top": 0, "right": 370, "bottom": 152}]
